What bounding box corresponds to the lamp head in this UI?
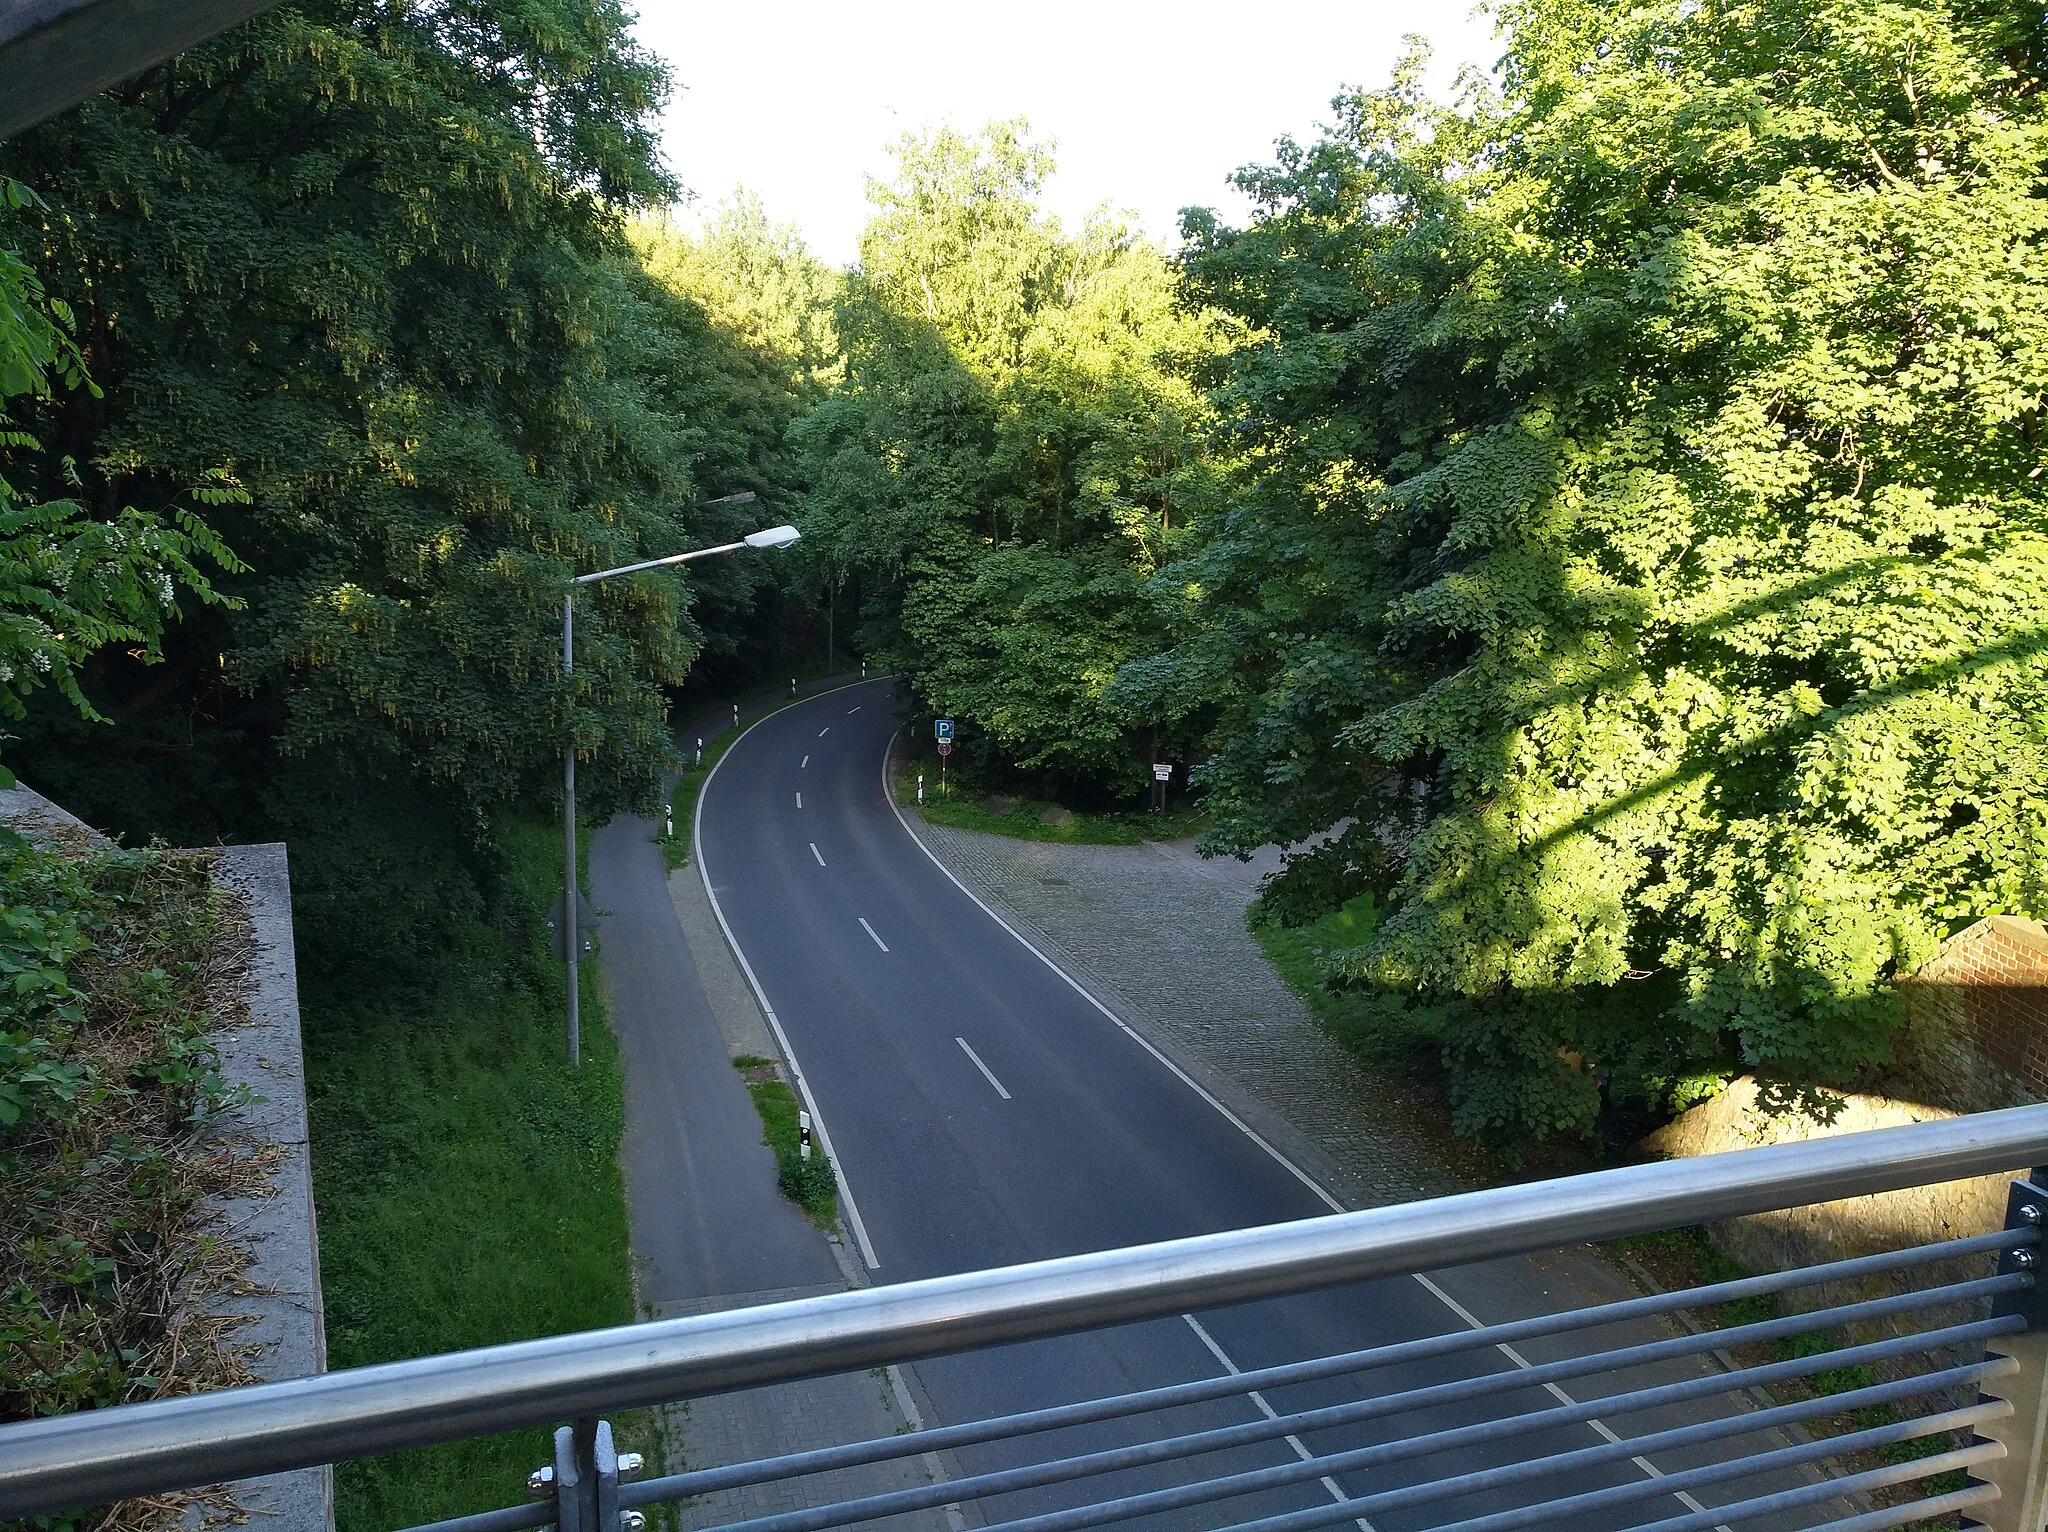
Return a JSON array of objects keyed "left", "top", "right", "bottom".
[{"left": 744, "top": 525, "right": 801, "bottom": 550}]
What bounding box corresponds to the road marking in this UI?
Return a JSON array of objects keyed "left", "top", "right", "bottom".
[
  {"left": 1184, "top": 1316, "right": 1373, "bottom": 1530},
  {"left": 811, "top": 843, "right": 826, "bottom": 867},
  {"left": 955, "top": 1037, "right": 1011, "bottom": 1100},
  {"left": 819, "top": 726, "right": 830, "bottom": 737},
  {"left": 1408, "top": 1272, "right": 1735, "bottom": 1531},
  {"left": 695, "top": 678, "right": 885, "bottom": 1270},
  {"left": 858, "top": 917, "right": 890, "bottom": 952},
  {"left": 880, "top": 728, "right": 1725, "bottom": 1518},
  {"left": 848, "top": 705, "right": 862, "bottom": 713},
  {"left": 796, "top": 792, "right": 802, "bottom": 808},
  {"left": 801, "top": 754, "right": 809, "bottom": 768}
]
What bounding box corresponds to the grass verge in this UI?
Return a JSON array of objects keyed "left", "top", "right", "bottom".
[
  {"left": 892, "top": 763, "right": 1205, "bottom": 845},
  {"left": 305, "top": 816, "right": 653, "bottom": 1530},
  {"left": 731, "top": 1055, "right": 837, "bottom": 1227}
]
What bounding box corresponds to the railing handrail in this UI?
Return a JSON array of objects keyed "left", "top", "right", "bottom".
[{"left": 4, "top": 1103, "right": 2045, "bottom": 1518}]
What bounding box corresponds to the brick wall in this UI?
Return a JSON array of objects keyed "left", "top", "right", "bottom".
[{"left": 1896, "top": 915, "right": 2048, "bottom": 1113}]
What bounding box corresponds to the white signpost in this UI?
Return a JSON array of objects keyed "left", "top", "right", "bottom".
[{"left": 1151, "top": 762, "right": 1172, "bottom": 813}]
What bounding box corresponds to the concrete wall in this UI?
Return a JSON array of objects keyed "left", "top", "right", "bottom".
[{"left": 199, "top": 843, "right": 331, "bottom": 1532}]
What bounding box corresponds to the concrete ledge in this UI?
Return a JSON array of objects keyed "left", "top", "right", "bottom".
[{"left": 190, "top": 843, "right": 331, "bottom": 1532}]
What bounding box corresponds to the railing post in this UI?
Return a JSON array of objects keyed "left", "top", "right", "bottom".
[{"left": 1965, "top": 1173, "right": 2048, "bottom": 1532}]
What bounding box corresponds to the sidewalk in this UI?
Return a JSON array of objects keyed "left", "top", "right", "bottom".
[{"left": 589, "top": 678, "right": 958, "bottom": 1529}]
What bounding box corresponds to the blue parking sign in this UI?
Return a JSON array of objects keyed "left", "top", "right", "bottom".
[{"left": 935, "top": 718, "right": 955, "bottom": 742}]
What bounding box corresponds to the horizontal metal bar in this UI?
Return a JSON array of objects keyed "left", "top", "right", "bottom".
[
  {"left": 1768, "top": 1483, "right": 2002, "bottom": 1532},
  {"left": 627, "top": 1233, "right": 2031, "bottom": 1503},
  {"left": 1206, "top": 1396, "right": 2012, "bottom": 1532},
  {"left": 678, "top": 1317, "right": 2021, "bottom": 1532},
  {"left": 397, "top": 1503, "right": 553, "bottom": 1532},
  {"left": 1604, "top": 1444, "right": 2004, "bottom": 1532},
  {"left": 6, "top": 1105, "right": 2045, "bottom": 1517}
]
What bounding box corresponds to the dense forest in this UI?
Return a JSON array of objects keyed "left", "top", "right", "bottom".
[{"left": 2, "top": 0, "right": 2044, "bottom": 1172}]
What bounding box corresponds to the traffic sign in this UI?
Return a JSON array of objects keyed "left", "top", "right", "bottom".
[
  {"left": 937, "top": 740, "right": 952, "bottom": 757},
  {"left": 1153, "top": 763, "right": 1173, "bottom": 781},
  {"left": 935, "top": 718, "right": 955, "bottom": 742}
]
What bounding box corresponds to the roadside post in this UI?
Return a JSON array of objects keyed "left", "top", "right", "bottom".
[
  {"left": 798, "top": 1110, "right": 814, "bottom": 1160},
  {"left": 695, "top": 737, "right": 702, "bottom": 766},
  {"left": 1152, "top": 761, "right": 1172, "bottom": 813},
  {"left": 790, "top": 678, "right": 797, "bottom": 695},
  {"left": 663, "top": 802, "right": 673, "bottom": 839},
  {"left": 732, "top": 703, "right": 739, "bottom": 728},
  {"left": 935, "top": 718, "right": 953, "bottom": 798},
  {"left": 917, "top": 773, "right": 924, "bottom": 804}
]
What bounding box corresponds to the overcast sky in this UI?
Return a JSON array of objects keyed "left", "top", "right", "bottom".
[{"left": 630, "top": 2, "right": 1501, "bottom": 268}]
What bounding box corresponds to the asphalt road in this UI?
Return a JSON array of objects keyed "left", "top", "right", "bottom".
[{"left": 694, "top": 679, "right": 1807, "bottom": 1532}]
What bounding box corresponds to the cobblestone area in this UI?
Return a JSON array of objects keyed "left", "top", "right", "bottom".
[{"left": 909, "top": 813, "right": 1475, "bottom": 1208}]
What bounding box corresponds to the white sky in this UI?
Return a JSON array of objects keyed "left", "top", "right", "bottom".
[{"left": 631, "top": 2, "right": 1502, "bottom": 268}]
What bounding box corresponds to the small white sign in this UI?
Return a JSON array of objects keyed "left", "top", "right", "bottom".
[{"left": 1153, "top": 763, "right": 1173, "bottom": 781}]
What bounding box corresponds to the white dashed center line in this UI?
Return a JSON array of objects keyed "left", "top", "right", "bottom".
[
  {"left": 811, "top": 842, "right": 826, "bottom": 867},
  {"left": 955, "top": 1038, "right": 1011, "bottom": 1100},
  {"left": 858, "top": 917, "right": 890, "bottom": 952},
  {"left": 818, "top": 726, "right": 830, "bottom": 737},
  {"left": 795, "top": 792, "right": 802, "bottom": 809},
  {"left": 847, "top": 706, "right": 862, "bottom": 713},
  {"left": 801, "top": 755, "right": 809, "bottom": 768}
]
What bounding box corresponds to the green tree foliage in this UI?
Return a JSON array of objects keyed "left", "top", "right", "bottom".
[
  {"left": 0, "top": 0, "right": 763, "bottom": 829},
  {"left": 798, "top": 122, "right": 1233, "bottom": 794},
  {"left": 1151, "top": 0, "right": 2048, "bottom": 1147},
  {"left": 0, "top": 181, "right": 239, "bottom": 752}
]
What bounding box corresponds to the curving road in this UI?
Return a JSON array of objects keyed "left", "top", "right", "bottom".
[{"left": 693, "top": 679, "right": 1800, "bottom": 1532}]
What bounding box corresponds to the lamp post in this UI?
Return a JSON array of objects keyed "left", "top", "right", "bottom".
[{"left": 562, "top": 499, "right": 799, "bottom": 1064}]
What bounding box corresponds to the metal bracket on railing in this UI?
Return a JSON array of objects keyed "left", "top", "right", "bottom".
[
  {"left": 1964, "top": 1173, "right": 2048, "bottom": 1532},
  {"left": 548, "top": 1418, "right": 620, "bottom": 1532}
]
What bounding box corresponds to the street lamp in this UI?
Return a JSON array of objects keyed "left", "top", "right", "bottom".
[{"left": 561, "top": 500, "right": 800, "bottom": 1064}]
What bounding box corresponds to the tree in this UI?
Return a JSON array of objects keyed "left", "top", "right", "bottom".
[
  {"left": 798, "top": 122, "right": 1234, "bottom": 795},
  {"left": 1161, "top": 0, "right": 2048, "bottom": 1148},
  {"left": 0, "top": 179, "right": 239, "bottom": 765}
]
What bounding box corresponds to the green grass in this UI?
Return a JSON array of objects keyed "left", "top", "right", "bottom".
[
  {"left": 304, "top": 816, "right": 649, "bottom": 1530},
  {"left": 1249, "top": 892, "right": 1427, "bottom": 1064},
  {"left": 732, "top": 1060, "right": 838, "bottom": 1227},
  {"left": 894, "top": 764, "right": 1205, "bottom": 845}
]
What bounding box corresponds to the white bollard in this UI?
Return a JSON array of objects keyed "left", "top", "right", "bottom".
[
  {"left": 732, "top": 703, "right": 739, "bottom": 727},
  {"left": 798, "top": 1109, "right": 813, "bottom": 1160},
  {"left": 664, "top": 803, "right": 674, "bottom": 838},
  {"left": 695, "top": 737, "right": 703, "bottom": 766},
  {"left": 917, "top": 774, "right": 924, "bottom": 805}
]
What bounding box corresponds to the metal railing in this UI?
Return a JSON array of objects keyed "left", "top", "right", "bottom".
[{"left": 4, "top": 1106, "right": 2048, "bottom": 1532}]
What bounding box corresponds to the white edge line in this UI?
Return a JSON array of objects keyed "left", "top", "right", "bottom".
[
  {"left": 811, "top": 842, "right": 826, "bottom": 867},
  {"left": 858, "top": 916, "right": 891, "bottom": 953},
  {"left": 698, "top": 680, "right": 884, "bottom": 1270},
  {"left": 955, "top": 1037, "right": 1012, "bottom": 1100},
  {"left": 881, "top": 729, "right": 1716, "bottom": 1515}
]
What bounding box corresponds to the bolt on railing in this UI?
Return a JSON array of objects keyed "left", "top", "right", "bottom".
[{"left": 5, "top": 1107, "right": 2048, "bottom": 1532}]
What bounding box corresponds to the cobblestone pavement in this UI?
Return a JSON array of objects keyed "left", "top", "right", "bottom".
[{"left": 908, "top": 815, "right": 1474, "bottom": 1209}]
